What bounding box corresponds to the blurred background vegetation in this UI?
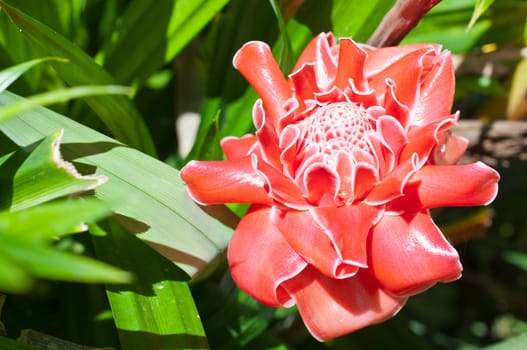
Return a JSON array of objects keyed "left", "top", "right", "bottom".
[{"left": 0, "top": 0, "right": 526, "bottom": 349}]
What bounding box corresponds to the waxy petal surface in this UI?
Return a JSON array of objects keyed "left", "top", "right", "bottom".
[
  {"left": 233, "top": 41, "right": 291, "bottom": 127},
  {"left": 369, "top": 211, "right": 462, "bottom": 296},
  {"left": 228, "top": 205, "right": 307, "bottom": 307},
  {"left": 271, "top": 208, "right": 359, "bottom": 279},
  {"left": 180, "top": 158, "right": 272, "bottom": 205},
  {"left": 283, "top": 266, "right": 407, "bottom": 341},
  {"left": 181, "top": 32, "right": 500, "bottom": 342},
  {"left": 405, "top": 162, "right": 500, "bottom": 208},
  {"left": 412, "top": 51, "right": 455, "bottom": 125}
]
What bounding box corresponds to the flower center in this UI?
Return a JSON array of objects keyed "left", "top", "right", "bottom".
[{"left": 304, "top": 102, "right": 373, "bottom": 155}]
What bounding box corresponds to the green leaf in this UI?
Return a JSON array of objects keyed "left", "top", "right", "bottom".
[
  {"left": 294, "top": 0, "right": 396, "bottom": 41},
  {"left": 0, "top": 198, "right": 110, "bottom": 239},
  {"left": 482, "top": 333, "right": 527, "bottom": 350},
  {"left": 0, "top": 336, "right": 41, "bottom": 350},
  {"left": 403, "top": 0, "right": 527, "bottom": 53},
  {"left": 0, "top": 253, "right": 33, "bottom": 293},
  {"left": 91, "top": 221, "right": 209, "bottom": 350},
  {"left": 100, "top": 0, "right": 230, "bottom": 84},
  {"left": 269, "top": 0, "right": 294, "bottom": 73},
  {"left": 467, "top": 0, "right": 495, "bottom": 31},
  {"left": 0, "top": 129, "right": 106, "bottom": 211},
  {"left": 0, "top": 56, "right": 67, "bottom": 93},
  {"left": 0, "top": 90, "right": 232, "bottom": 279},
  {"left": 503, "top": 250, "right": 527, "bottom": 272},
  {"left": 0, "top": 85, "right": 131, "bottom": 123},
  {"left": 0, "top": 233, "right": 132, "bottom": 286},
  {"left": 0, "top": 198, "right": 132, "bottom": 293},
  {"left": 0, "top": 1, "right": 156, "bottom": 156}
]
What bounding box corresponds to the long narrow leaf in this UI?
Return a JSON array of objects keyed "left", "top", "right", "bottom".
[
  {"left": 101, "top": 0, "right": 230, "bottom": 84},
  {"left": 0, "top": 129, "right": 106, "bottom": 211},
  {"left": 0, "top": 199, "right": 110, "bottom": 239},
  {"left": 0, "top": 234, "right": 133, "bottom": 285},
  {"left": 0, "top": 1, "right": 156, "bottom": 155},
  {"left": 0, "top": 198, "right": 133, "bottom": 293},
  {"left": 0, "top": 85, "right": 131, "bottom": 122},
  {"left": 0, "top": 91, "right": 232, "bottom": 279},
  {"left": 92, "top": 221, "right": 209, "bottom": 350},
  {"left": 467, "top": 0, "right": 495, "bottom": 31},
  {"left": 0, "top": 56, "right": 67, "bottom": 93}
]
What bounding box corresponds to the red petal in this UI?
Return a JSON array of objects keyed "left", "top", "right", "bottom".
[
  {"left": 335, "top": 38, "right": 367, "bottom": 90},
  {"left": 405, "top": 162, "right": 500, "bottom": 208},
  {"left": 290, "top": 63, "right": 319, "bottom": 102},
  {"left": 228, "top": 205, "right": 307, "bottom": 307},
  {"left": 282, "top": 266, "right": 407, "bottom": 341},
  {"left": 383, "top": 78, "right": 410, "bottom": 127},
  {"left": 353, "top": 162, "right": 379, "bottom": 200},
  {"left": 400, "top": 115, "right": 457, "bottom": 163},
  {"left": 412, "top": 51, "right": 455, "bottom": 125},
  {"left": 365, "top": 155, "right": 421, "bottom": 205},
  {"left": 303, "top": 163, "right": 339, "bottom": 206},
  {"left": 271, "top": 208, "right": 359, "bottom": 278},
  {"left": 253, "top": 100, "right": 281, "bottom": 167},
  {"left": 433, "top": 130, "right": 468, "bottom": 165},
  {"left": 312, "top": 204, "right": 382, "bottom": 267},
  {"left": 369, "top": 48, "right": 430, "bottom": 110},
  {"left": 292, "top": 33, "right": 336, "bottom": 77},
  {"left": 233, "top": 41, "right": 291, "bottom": 127},
  {"left": 376, "top": 115, "right": 407, "bottom": 157},
  {"left": 336, "top": 151, "right": 354, "bottom": 202},
  {"left": 221, "top": 135, "right": 258, "bottom": 160},
  {"left": 369, "top": 211, "right": 462, "bottom": 296},
  {"left": 180, "top": 157, "right": 273, "bottom": 205},
  {"left": 365, "top": 43, "right": 439, "bottom": 77},
  {"left": 253, "top": 155, "right": 308, "bottom": 209}
]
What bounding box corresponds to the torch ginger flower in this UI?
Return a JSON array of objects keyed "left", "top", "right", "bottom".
[{"left": 181, "top": 33, "right": 499, "bottom": 341}]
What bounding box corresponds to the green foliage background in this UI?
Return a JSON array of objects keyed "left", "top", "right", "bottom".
[{"left": 0, "top": 0, "right": 525, "bottom": 349}]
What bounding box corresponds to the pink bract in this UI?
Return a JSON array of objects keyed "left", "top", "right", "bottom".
[{"left": 180, "top": 33, "right": 499, "bottom": 341}]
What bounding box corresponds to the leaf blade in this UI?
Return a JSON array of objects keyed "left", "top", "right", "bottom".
[
  {"left": 91, "top": 221, "right": 209, "bottom": 350},
  {"left": 0, "top": 1, "right": 156, "bottom": 155},
  {"left": 0, "top": 90, "right": 232, "bottom": 278},
  {"left": 101, "top": 0, "right": 230, "bottom": 84},
  {"left": 0, "top": 56, "right": 67, "bottom": 93}
]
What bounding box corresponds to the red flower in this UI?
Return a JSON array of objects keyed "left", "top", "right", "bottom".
[{"left": 181, "top": 33, "right": 499, "bottom": 341}]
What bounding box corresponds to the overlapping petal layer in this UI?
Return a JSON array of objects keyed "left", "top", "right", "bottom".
[
  {"left": 180, "top": 32, "right": 500, "bottom": 341},
  {"left": 282, "top": 266, "right": 407, "bottom": 341}
]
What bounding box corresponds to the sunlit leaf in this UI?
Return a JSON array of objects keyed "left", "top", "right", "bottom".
[
  {"left": 0, "top": 1, "right": 156, "bottom": 155},
  {"left": 467, "top": 0, "right": 495, "bottom": 31},
  {"left": 506, "top": 58, "right": 527, "bottom": 120},
  {"left": 0, "top": 85, "right": 131, "bottom": 122},
  {"left": 0, "top": 129, "right": 106, "bottom": 211},
  {"left": 0, "top": 126, "right": 131, "bottom": 293},
  {"left": 0, "top": 198, "right": 132, "bottom": 293},
  {"left": 0, "top": 233, "right": 132, "bottom": 287},
  {"left": 0, "top": 56, "right": 67, "bottom": 93},
  {"left": 0, "top": 198, "right": 110, "bottom": 239},
  {"left": 482, "top": 333, "right": 527, "bottom": 350},
  {"left": 403, "top": 0, "right": 527, "bottom": 53},
  {"left": 91, "top": 221, "right": 209, "bottom": 350},
  {"left": 0, "top": 91, "right": 232, "bottom": 278},
  {"left": 100, "top": 0, "right": 230, "bottom": 84}
]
